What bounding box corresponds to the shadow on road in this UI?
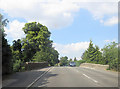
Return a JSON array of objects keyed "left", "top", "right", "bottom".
[
  {"left": 33, "top": 71, "right": 58, "bottom": 87},
  {"left": 2, "top": 67, "right": 54, "bottom": 87}
]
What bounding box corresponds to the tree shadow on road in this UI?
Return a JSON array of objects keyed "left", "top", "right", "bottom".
[
  {"left": 2, "top": 67, "right": 57, "bottom": 87},
  {"left": 32, "top": 71, "right": 58, "bottom": 87}
]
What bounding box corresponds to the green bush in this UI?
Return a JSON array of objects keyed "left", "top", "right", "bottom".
[
  {"left": 21, "top": 66, "right": 25, "bottom": 71},
  {"left": 109, "top": 58, "right": 118, "bottom": 71},
  {"left": 13, "top": 59, "right": 21, "bottom": 72},
  {"left": 106, "top": 67, "right": 110, "bottom": 70}
]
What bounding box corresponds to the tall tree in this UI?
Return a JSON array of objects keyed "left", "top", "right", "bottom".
[
  {"left": 86, "top": 40, "right": 96, "bottom": 62},
  {"left": 82, "top": 40, "right": 102, "bottom": 64},
  {"left": 94, "top": 45, "right": 103, "bottom": 64},
  {"left": 74, "top": 57, "right": 77, "bottom": 61},
  {"left": 12, "top": 39, "right": 23, "bottom": 72},
  {"left": 12, "top": 39, "right": 23, "bottom": 61},
  {"left": 21, "top": 22, "right": 59, "bottom": 66},
  {"left": 102, "top": 42, "right": 118, "bottom": 70},
  {"left": 22, "top": 22, "right": 52, "bottom": 62},
  {"left": 1, "top": 14, "right": 12, "bottom": 74}
]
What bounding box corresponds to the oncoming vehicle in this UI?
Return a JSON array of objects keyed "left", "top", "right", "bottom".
[{"left": 69, "top": 62, "right": 76, "bottom": 67}]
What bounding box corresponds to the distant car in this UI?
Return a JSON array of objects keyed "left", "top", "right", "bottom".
[{"left": 69, "top": 62, "right": 76, "bottom": 67}]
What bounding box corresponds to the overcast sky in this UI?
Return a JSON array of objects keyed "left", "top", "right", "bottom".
[{"left": 0, "top": 0, "right": 118, "bottom": 60}]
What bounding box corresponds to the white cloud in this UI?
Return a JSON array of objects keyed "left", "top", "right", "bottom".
[
  {"left": 62, "top": 0, "right": 118, "bottom": 2},
  {"left": 79, "top": 2, "right": 118, "bottom": 26},
  {"left": 84, "top": 3, "right": 117, "bottom": 19},
  {"left": 104, "top": 40, "right": 110, "bottom": 43},
  {"left": 53, "top": 42, "right": 89, "bottom": 60},
  {"left": 1, "top": 0, "right": 118, "bottom": 44},
  {"left": 0, "top": 0, "right": 118, "bottom": 30},
  {"left": 103, "top": 16, "right": 118, "bottom": 26},
  {"left": 0, "top": 0, "right": 80, "bottom": 29},
  {"left": 104, "top": 39, "right": 117, "bottom": 43},
  {"left": 4, "top": 20, "right": 25, "bottom": 41}
]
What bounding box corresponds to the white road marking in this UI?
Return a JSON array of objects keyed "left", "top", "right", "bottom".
[
  {"left": 82, "top": 73, "right": 98, "bottom": 83},
  {"left": 49, "top": 67, "right": 54, "bottom": 72},
  {"left": 26, "top": 67, "right": 52, "bottom": 89}
]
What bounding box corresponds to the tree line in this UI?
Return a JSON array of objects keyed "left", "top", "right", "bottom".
[
  {"left": 81, "top": 40, "right": 119, "bottom": 71},
  {"left": 59, "top": 40, "right": 119, "bottom": 71},
  {"left": 59, "top": 56, "right": 77, "bottom": 66},
  {"left": 1, "top": 14, "right": 59, "bottom": 74},
  {"left": 1, "top": 13, "right": 119, "bottom": 74}
]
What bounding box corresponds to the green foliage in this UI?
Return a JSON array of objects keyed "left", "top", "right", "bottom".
[
  {"left": 1, "top": 13, "right": 13, "bottom": 74},
  {"left": 13, "top": 58, "right": 25, "bottom": 72},
  {"left": 2, "top": 37, "right": 13, "bottom": 74},
  {"left": 12, "top": 39, "right": 22, "bottom": 52},
  {"left": 10, "top": 22, "right": 59, "bottom": 72},
  {"left": 78, "top": 59, "right": 86, "bottom": 64},
  {"left": 74, "top": 60, "right": 86, "bottom": 67},
  {"left": 81, "top": 50, "right": 88, "bottom": 61},
  {"left": 102, "top": 42, "right": 118, "bottom": 70},
  {"left": 13, "top": 59, "right": 22, "bottom": 72},
  {"left": 22, "top": 22, "right": 52, "bottom": 62},
  {"left": 21, "top": 66, "right": 25, "bottom": 71},
  {"left": 12, "top": 50, "right": 20, "bottom": 61},
  {"left": 74, "top": 61, "right": 79, "bottom": 67},
  {"left": 118, "top": 46, "right": 120, "bottom": 71},
  {"left": 21, "top": 22, "right": 59, "bottom": 66},
  {"left": 68, "top": 58, "right": 73, "bottom": 64},
  {"left": 9, "top": 22, "right": 59, "bottom": 72},
  {"left": 32, "top": 51, "right": 49, "bottom": 62},
  {"left": 60, "top": 56, "right": 68, "bottom": 66},
  {"left": 74, "top": 57, "right": 77, "bottom": 61},
  {"left": 12, "top": 39, "right": 24, "bottom": 72},
  {"left": 81, "top": 40, "right": 118, "bottom": 71},
  {"left": 32, "top": 45, "right": 59, "bottom": 66},
  {"left": 82, "top": 40, "right": 103, "bottom": 64},
  {"left": 93, "top": 45, "right": 103, "bottom": 64},
  {"left": 69, "top": 58, "right": 72, "bottom": 62},
  {"left": 87, "top": 40, "right": 96, "bottom": 62},
  {"left": 0, "top": 14, "right": 9, "bottom": 33}
]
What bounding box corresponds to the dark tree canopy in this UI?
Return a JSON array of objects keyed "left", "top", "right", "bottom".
[{"left": 1, "top": 13, "right": 13, "bottom": 74}]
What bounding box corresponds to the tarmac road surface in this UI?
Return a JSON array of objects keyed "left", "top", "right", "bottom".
[{"left": 3, "top": 67, "right": 118, "bottom": 88}]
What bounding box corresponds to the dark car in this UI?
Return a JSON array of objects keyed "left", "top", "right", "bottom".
[{"left": 69, "top": 62, "right": 76, "bottom": 67}]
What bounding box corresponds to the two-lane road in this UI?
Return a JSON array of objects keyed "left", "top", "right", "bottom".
[{"left": 31, "top": 67, "right": 118, "bottom": 87}]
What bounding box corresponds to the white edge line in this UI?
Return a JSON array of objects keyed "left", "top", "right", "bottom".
[
  {"left": 82, "top": 73, "right": 98, "bottom": 83},
  {"left": 26, "top": 67, "right": 52, "bottom": 89}
]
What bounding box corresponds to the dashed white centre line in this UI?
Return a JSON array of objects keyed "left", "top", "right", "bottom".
[{"left": 82, "top": 73, "right": 98, "bottom": 83}]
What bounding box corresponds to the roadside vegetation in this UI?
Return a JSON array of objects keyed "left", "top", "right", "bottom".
[
  {"left": 81, "top": 40, "right": 118, "bottom": 71},
  {"left": 1, "top": 14, "right": 13, "bottom": 74},
  {"left": 1, "top": 14, "right": 59, "bottom": 74},
  {"left": 59, "top": 56, "right": 80, "bottom": 66},
  {"left": 59, "top": 40, "right": 119, "bottom": 71},
  {"left": 70, "top": 40, "right": 118, "bottom": 72},
  {"left": 1, "top": 13, "right": 119, "bottom": 75}
]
